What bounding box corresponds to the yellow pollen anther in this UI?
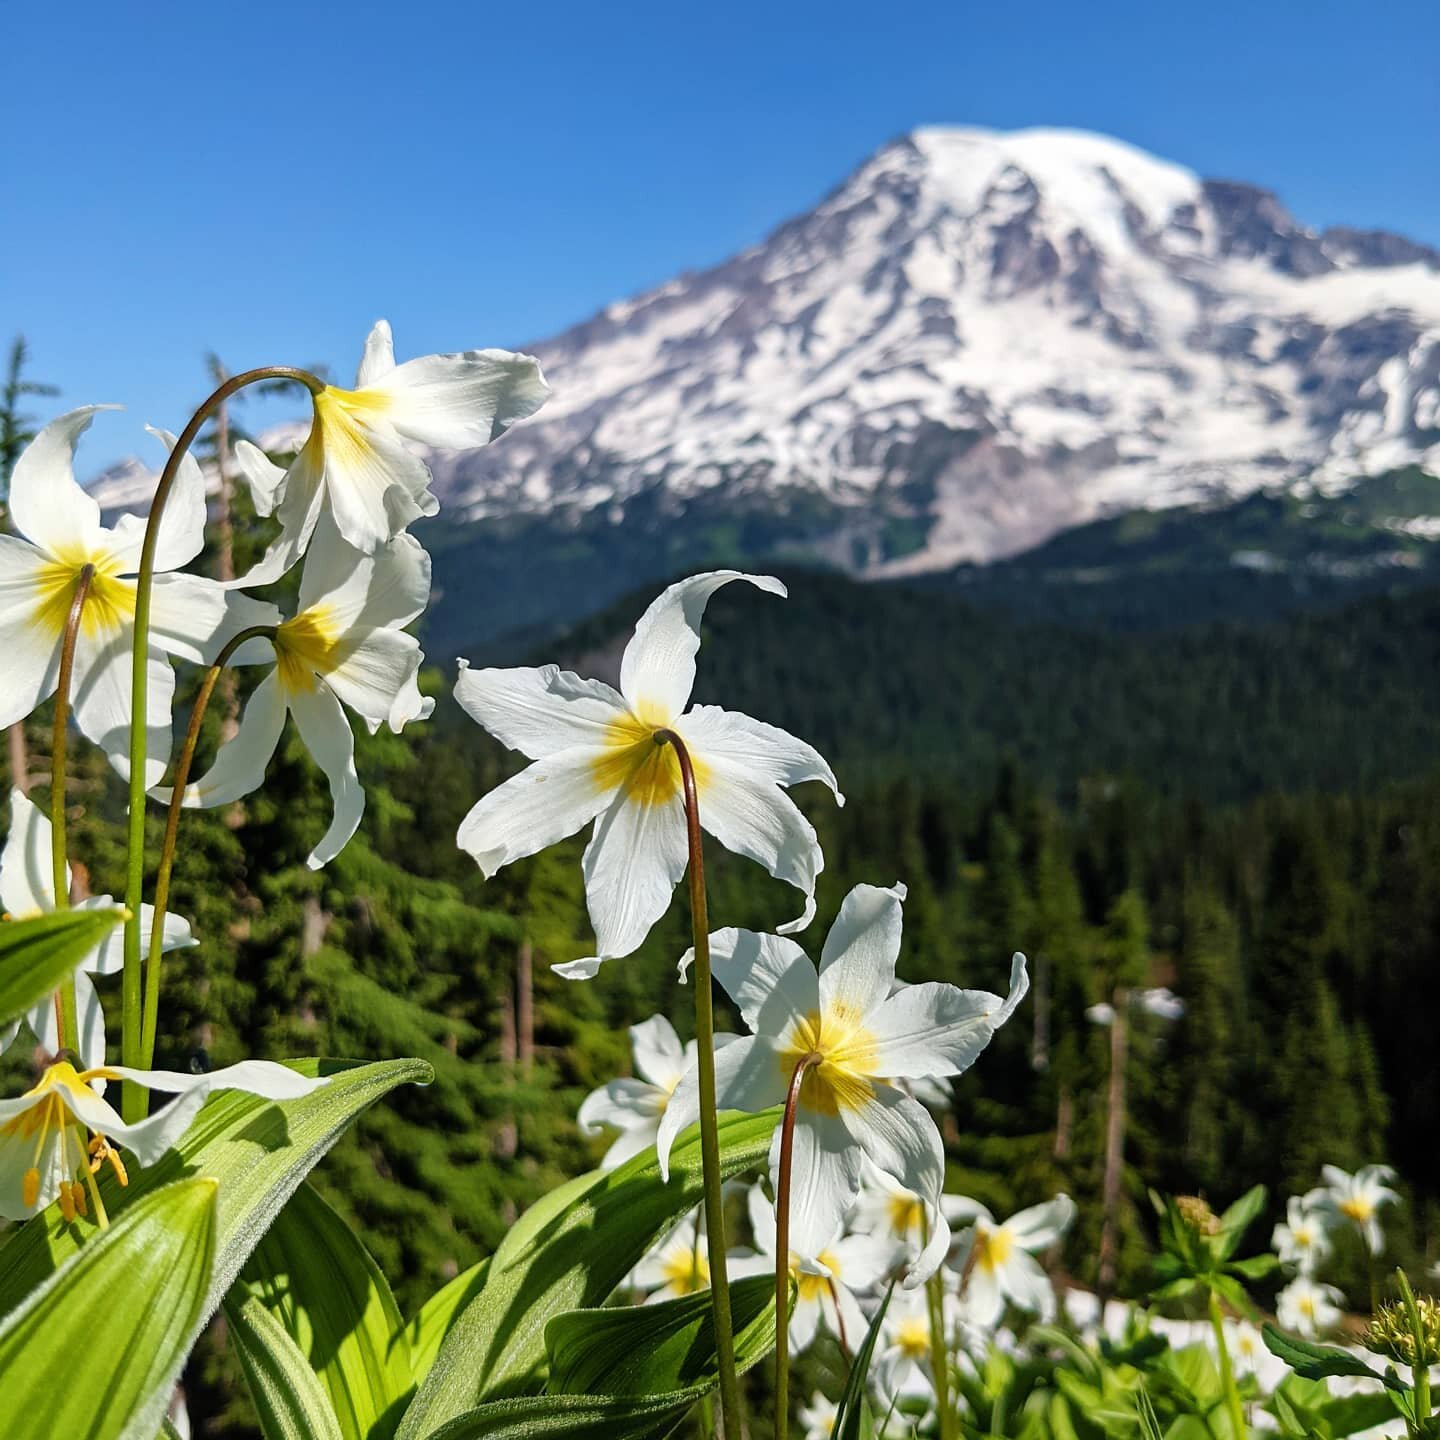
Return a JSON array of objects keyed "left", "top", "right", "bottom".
[
  {"left": 21, "top": 1168, "right": 40, "bottom": 1209},
  {"left": 777, "top": 1007, "right": 879, "bottom": 1116},
  {"left": 58, "top": 1183, "right": 77, "bottom": 1224}
]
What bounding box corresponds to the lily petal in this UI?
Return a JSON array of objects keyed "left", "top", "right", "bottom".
[
  {"left": 687, "top": 926, "right": 817, "bottom": 1037},
  {"left": 818, "top": 882, "right": 907, "bottom": 1020},
  {"left": 166, "top": 669, "right": 288, "bottom": 809},
  {"left": 677, "top": 705, "right": 843, "bottom": 806},
  {"left": 1, "top": 788, "right": 60, "bottom": 916},
  {"left": 454, "top": 661, "right": 629, "bottom": 760},
  {"left": 657, "top": 1035, "right": 788, "bottom": 1179},
  {"left": 370, "top": 346, "right": 549, "bottom": 449},
  {"left": 0, "top": 536, "right": 64, "bottom": 727},
  {"left": 619, "top": 571, "right": 785, "bottom": 723},
  {"left": 630, "top": 1015, "right": 686, "bottom": 1091},
  {"left": 287, "top": 682, "right": 365, "bottom": 868},
  {"left": 6, "top": 407, "right": 114, "bottom": 556},
  {"left": 355, "top": 319, "right": 397, "bottom": 389}
]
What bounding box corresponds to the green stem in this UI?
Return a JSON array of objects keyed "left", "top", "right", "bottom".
[
  {"left": 1208, "top": 1288, "right": 1247, "bottom": 1440},
  {"left": 137, "top": 624, "right": 277, "bottom": 1066},
  {"left": 925, "top": 1210, "right": 956, "bottom": 1440},
  {"left": 774, "top": 1055, "right": 818, "bottom": 1440},
  {"left": 121, "top": 366, "right": 321, "bottom": 1122},
  {"left": 659, "top": 729, "right": 742, "bottom": 1439},
  {"left": 49, "top": 564, "right": 94, "bottom": 1056}
]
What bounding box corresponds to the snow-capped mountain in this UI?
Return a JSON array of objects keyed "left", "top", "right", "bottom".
[
  {"left": 92, "top": 125, "right": 1440, "bottom": 584},
  {"left": 424, "top": 126, "right": 1440, "bottom": 571}
]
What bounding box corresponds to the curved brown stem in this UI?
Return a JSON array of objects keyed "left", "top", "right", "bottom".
[
  {"left": 50, "top": 564, "right": 94, "bottom": 1053},
  {"left": 774, "top": 1052, "right": 819, "bottom": 1440},
  {"left": 138, "top": 624, "right": 277, "bottom": 1066},
  {"left": 655, "top": 727, "right": 743, "bottom": 1438},
  {"left": 121, "top": 365, "right": 321, "bottom": 1123}
]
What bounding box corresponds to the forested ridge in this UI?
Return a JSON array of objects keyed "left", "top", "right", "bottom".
[{"left": 3, "top": 532, "right": 1438, "bottom": 1430}]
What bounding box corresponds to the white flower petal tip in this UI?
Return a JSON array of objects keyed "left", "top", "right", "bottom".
[
  {"left": 993, "top": 954, "right": 1030, "bottom": 1027},
  {"left": 775, "top": 892, "right": 818, "bottom": 937},
  {"left": 553, "top": 955, "right": 605, "bottom": 981}
]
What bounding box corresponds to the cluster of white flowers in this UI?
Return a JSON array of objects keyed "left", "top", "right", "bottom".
[
  {"left": 1271, "top": 1163, "right": 1400, "bottom": 1339},
  {"left": 0, "top": 321, "right": 549, "bottom": 1221}
]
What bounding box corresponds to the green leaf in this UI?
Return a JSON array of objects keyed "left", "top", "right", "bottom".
[
  {"left": 834, "top": 1282, "right": 894, "bottom": 1440},
  {"left": 229, "top": 1293, "right": 346, "bottom": 1440},
  {"left": 1228, "top": 1253, "right": 1280, "bottom": 1280},
  {"left": 234, "top": 1180, "right": 413, "bottom": 1440},
  {"left": 397, "top": 1107, "right": 778, "bottom": 1437},
  {"left": 544, "top": 1273, "right": 777, "bottom": 1395},
  {"left": 0, "top": 906, "right": 125, "bottom": 1027},
  {"left": 0, "top": 1177, "right": 217, "bottom": 1440},
  {"left": 1213, "top": 1185, "right": 1267, "bottom": 1261},
  {"left": 1262, "top": 1324, "right": 1392, "bottom": 1385},
  {"left": 1318, "top": 1393, "right": 1403, "bottom": 1437},
  {"left": 421, "top": 1276, "right": 781, "bottom": 1440},
  {"left": 0, "top": 1057, "right": 431, "bottom": 1329},
  {"left": 403, "top": 1259, "right": 492, "bottom": 1386}
]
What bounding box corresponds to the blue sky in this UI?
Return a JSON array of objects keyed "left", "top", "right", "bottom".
[{"left": 3, "top": 0, "right": 1437, "bottom": 472}]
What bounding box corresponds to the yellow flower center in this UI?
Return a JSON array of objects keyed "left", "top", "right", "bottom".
[
  {"left": 0, "top": 1062, "right": 126, "bottom": 1223},
  {"left": 590, "top": 705, "right": 708, "bottom": 807},
  {"left": 895, "top": 1317, "right": 930, "bottom": 1359},
  {"left": 33, "top": 547, "right": 134, "bottom": 639},
  {"left": 887, "top": 1191, "right": 923, "bottom": 1238},
  {"left": 1339, "top": 1197, "right": 1374, "bottom": 1223},
  {"left": 794, "top": 1248, "right": 842, "bottom": 1304},
  {"left": 778, "top": 1006, "right": 879, "bottom": 1117},
  {"left": 274, "top": 605, "right": 343, "bottom": 693},
  {"left": 1299, "top": 1295, "right": 1316, "bottom": 1319},
  {"left": 973, "top": 1222, "right": 1014, "bottom": 1275},
  {"left": 660, "top": 1244, "right": 710, "bottom": 1294},
  {"left": 311, "top": 385, "right": 394, "bottom": 471}
]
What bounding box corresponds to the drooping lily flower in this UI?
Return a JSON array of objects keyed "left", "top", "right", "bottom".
[
  {"left": 874, "top": 1282, "right": 957, "bottom": 1403},
  {"left": 797, "top": 1392, "right": 838, "bottom": 1440},
  {"left": 730, "top": 1184, "right": 894, "bottom": 1353},
  {"left": 0, "top": 1058, "right": 327, "bottom": 1221},
  {"left": 1272, "top": 1194, "right": 1332, "bottom": 1275},
  {"left": 1276, "top": 1275, "right": 1346, "bottom": 1339},
  {"left": 630, "top": 1212, "right": 713, "bottom": 1302},
  {"left": 454, "top": 571, "right": 843, "bottom": 978},
  {"left": 0, "top": 410, "right": 275, "bottom": 783},
  {"left": 657, "top": 883, "right": 1028, "bottom": 1285},
  {"left": 849, "top": 1162, "right": 931, "bottom": 1265},
  {"left": 233, "top": 319, "right": 549, "bottom": 575},
  {"left": 158, "top": 513, "right": 433, "bottom": 868},
  {"left": 941, "top": 1193, "right": 1075, "bottom": 1328},
  {"left": 1306, "top": 1163, "right": 1399, "bottom": 1257},
  {"left": 577, "top": 1014, "right": 735, "bottom": 1169},
  {"left": 0, "top": 790, "right": 194, "bottom": 1069}
]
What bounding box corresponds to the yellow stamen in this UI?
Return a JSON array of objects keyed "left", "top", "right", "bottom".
[
  {"left": 887, "top": 1192, "right": 923, "bottom": 1237},
  {"left": 1339, "top": 1197, "right": 1374, "bottom": 1223},
  {"left": 795, "top": 1248, "right": 842, "bottom": 1304},
  {"left": 21, "top": 1168, "right": 39, "bottom": 1209},
  {"left": 973, "top": 1223, "right": 1015, "bottom": 1274},
  {"left": 777, "top": 1006, "right": 879, "bottom": 1116},
  {"left": 660, "top": 1245, "right": 710, "bottom": 1294},
  {"left": 58, "top": 1182, "right": 76, "bottom": 1224},
  {"left": 32, "top": 547, "right": 135, "bottom": 639},
  {"left": 895, "top": 1317, "right": 930, "bottom": 1359}
]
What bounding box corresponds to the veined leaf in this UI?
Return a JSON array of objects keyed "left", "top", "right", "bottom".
[
  {"left": 0, "top": 1178, "right": 216, "bottom": 1440},
  {"left": 425, "top": 1275, "right": 781, "bottom": 1440},
  {"left": 0, "top": 907, "right": 125, "bottom": 1027},
  {"left": 229, "top": 1293, "right": 345, "bottom": 1440},
  {"left": 1262, "top": 1323, "right": 1395, "bottom": 1387},
  {"left": 544, "top": 1273, "right": 777, "bottom": 1395},
  {"left": 398, "top": 1108, "right": 778, "bottom": 1438},
  {"left": 834, "top": 1281, "right": 893, "bottom": 1440},
  {"left": 0, "top": 1057, "right": 431, "bottom": 1327},
  {"left": 1213, "top": 1184, "right": 1266, "bottom": 1261},
  {"left": 234, "top": 1180, "right": 413, "bottom": 1440},
  {"left": 403, "top": 1259, "right": 492, "bottom": 1386}
]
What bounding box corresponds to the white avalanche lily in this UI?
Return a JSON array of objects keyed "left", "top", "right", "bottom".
[
  {"left": 0, "top": 409, "right": 274, "bottom": 783},
  {"left": 233, "top": 319, "right": 549, "bottom": 575},
  {"left": 630, "top": 1212, "right": 713, "bottom": 1302},
  {"left": 1276, "top": 1275, "right": 1346, "bottom": 1339},
  {"left": 158, "top": 514, "right": 434, "bottom": 868},
  {"left": 1272, "top": 1194, "right": 1332, "bottom": 1276},
  {"left": 942, "top": 1193, "right": 1076, "bottom": 1328},
  {"left": 0, "top": 790, "right": 195, "bottom": 1069},
  {"left": 0, "top": 1057, "right": 327, "bottom": 1221},
  {"left": 849, "top": 1161, "right": 932, "bottom": 1267},
  {"left": 657, "top": 883, "right": 1028, "bottom": 1286},
  {"left": 454, "top": 571, "right": 843, "bottom": 977},
  {"left": 1306, "top": 1163, "right": 1399, "bottom": 1257},
  {"left": 577, "top": 1014, "right": 734, "bottom": 1169},
  {"left": 875, "top": 1282, "right": 957, "bottom": 1402},
  {"left": 730, "top": 1184, "right": 895, "bottom": 1353},
  {"left": 797, "top": 1392, "right": 838, "bottom": 1440}
]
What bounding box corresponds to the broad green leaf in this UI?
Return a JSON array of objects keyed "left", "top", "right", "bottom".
[
  {"left": 234, "top": 1180, "right": 412, "bottom": 1440},
  {"left": 0, "top": 1177, "right": 216, "bottom": 1440},
  {"left": 1319, "top": 1393, "right": 1404, "bottom": 1437},
  {"left": 544, "top": 1273, "right": 776, "bottom": 1395},
  {"left": 1228, "top": 1253, "right": 1280, "bottom": 1280},
  {"left": 398, "top": 1108, "right": 778, "bottom": 1438},
  {"left": 0, "top": 907, "right": 124, "bottom": 1027},
  {"left": 229, "top": 1293, "right": 345, "bottom": 1440},
  {"left": 834, "top": 1282, "right": 893, "bottom": 1440},
  {"left": 1262, "top": 1324, "right": 1394, "bottom": 1386},
  {"left": 427, "top": 1276, "right": 780, "bottom": 1440},
  {"left": 0, "top": 1057, "right": 431, "bottom": 1325},
  {"left": 403, "top": 1258, "right": 492, "bottom": 1386},
  {"left": 1213, "top": 1184, "right": 1266, "bottom": 1260}
]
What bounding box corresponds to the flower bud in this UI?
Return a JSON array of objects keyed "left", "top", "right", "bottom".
[{"left": 1365, "top": 1296, "right": 1440, "bottom": 1367}]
